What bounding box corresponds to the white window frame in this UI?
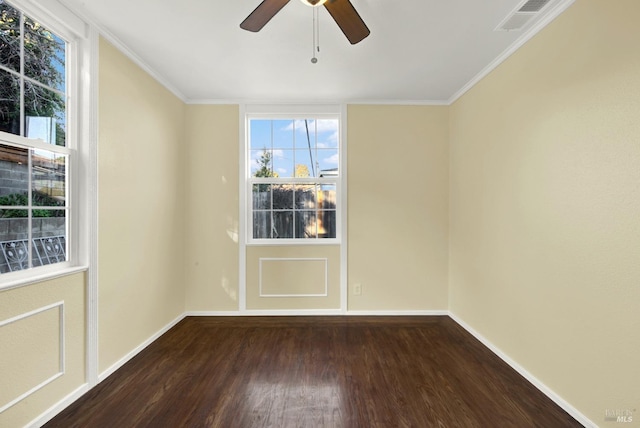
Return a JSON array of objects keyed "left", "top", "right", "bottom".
[
  {"left": 0, "top": 0, "right": 96, "bottom": 290},
  {"left": 242, "top": 105, "right": 345, "bottom": 246}
]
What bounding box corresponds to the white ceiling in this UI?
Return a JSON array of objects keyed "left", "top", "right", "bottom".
[{"left": 59, "top": 0, "right": 573, "bottom": 103}]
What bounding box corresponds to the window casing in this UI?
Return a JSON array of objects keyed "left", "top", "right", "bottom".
[
  {"left": 245, "top": 108, "right": 342, "bottom": 244},
  {"left": 0, "top": 0, "right": 78, "bottom": 277}
]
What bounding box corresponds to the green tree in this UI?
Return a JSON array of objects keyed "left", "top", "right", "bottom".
[
  {"left": 254, "top": 150, "right": 275, "bottom": 178},
  {"left": 0, "top": 2, "right": 66, "bottom": 145},
  {"left": 253, "top": 149, "right": 278, "bottom": 193}
]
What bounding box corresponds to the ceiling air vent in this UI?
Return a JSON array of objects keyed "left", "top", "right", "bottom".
[
  {"left": 518, "top": 0, "right": 551, "bottom": 12},
  {"left": 496, "top": 0, "right": 553, "bottom": 31}
]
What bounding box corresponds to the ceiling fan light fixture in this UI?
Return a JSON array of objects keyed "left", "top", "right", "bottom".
[{"left": 299, "top": 0, "right": 328, "bottom": 7}]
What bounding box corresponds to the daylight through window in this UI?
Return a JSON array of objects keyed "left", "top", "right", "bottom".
[
  {"left": 0, "top": 0, "right": 69, "bottom": 274},
  {"left": 248, "top": 118, "right": 340, "bottom": 241}
]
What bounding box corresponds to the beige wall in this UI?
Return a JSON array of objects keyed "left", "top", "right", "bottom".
[
  {"left": 0, "top": 273, "right": 85, "bottom": 428},
  {"left": 246, "top": 245, "right": 341, "bottom": 310},
  {"left": 183, "top": 104, "right": 451, "bottom": 313},
  {"left": 98, "top": 38, "right": 186, "bottom": 373},
  {"left": 8, "top": 2, "right": 639, "bottom": 423},
  {"left": 348, "top": 105, "right": 449, "bottom": 311},
  {"left": 449, "top": 0, "right": 640, "bottom": 424},
  {"left": 183, "top": 105, "right": 240, "bottom": 312}
]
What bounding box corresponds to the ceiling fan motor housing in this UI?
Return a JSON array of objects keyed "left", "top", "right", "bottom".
[{"left": 302, "top": 0, "right": 328, "bottom": 6}]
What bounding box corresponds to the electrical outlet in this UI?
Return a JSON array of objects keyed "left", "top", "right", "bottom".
[{"left": 353, "top": 283, "right": 362, "bottom": 296}]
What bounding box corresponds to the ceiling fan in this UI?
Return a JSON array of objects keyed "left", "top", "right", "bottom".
[{"left": 240, "top": 0, "right": 370, "bottom": 45}]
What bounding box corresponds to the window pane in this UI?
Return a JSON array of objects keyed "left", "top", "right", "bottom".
[
  {"left": 253, "top": 211, "right": 271, "bottom": 239},
  {"left": 294, "top": 150, "right": 315, "bottom": 177},
  {"left": 318, "top": 210, "right": 336, "bottom": 238},
  {"left": 24, "top": 16, "right": 66, "bottom": 93},
  {"left": 252, "top": 184, "right": 271, "bottom": 209},
  {"left": 318, "top": 184, "right": 337, "bottom": 210},
  {"left": 249, "top": 120, "right": 272, "bottom": 150},
  {"left": 272, "top": 211, "right": 293, "bottom": 239},
  {"left": 317, "top": 149, "right": 339, "bottom": 175},
  {"left": 0, "top": 211, "right": 29, "bottom": 273},
  {"left": 316, "top": 119, "right": 339, "bottom": 148},
  {"left": 294, "top": 119, "right": 316, "bottom": 150},
  {"left": 251, "top": 149, "right": 275, "bottom": 177},
  {"left": 296, "top": 211, "right": 316, "bottom": 239},
  {"left": 272, "top": 120, "right": 294, "bottom": 149},
  {"left": 24, "top": 81, "right": 66, "bottom": 146},
  {"left": 272, "top": 184, "right": 293, "bottom": 210},
  {"left": 32, "top": 210, "right": 66, "bottom": 267},
  {"left": 272, "top": 150, "right": 292, "bottom": 178},
  {"left": 0, "top": 68, "right": 21, "bottom": 136},
  {"left": 0, "top": 2, "right": 20, "bottom": 73},
  {"left": 0, "top": 144, "right": 29, "bottom": 204},
  {"left": 247, "top": 114, "right": 339, "bottom": 242},
  {"left": 295, "top": 184, "right": 316, "bottom": 209},
  {"left": 32, "top": 149, "right": 66, "bottom": 205}
]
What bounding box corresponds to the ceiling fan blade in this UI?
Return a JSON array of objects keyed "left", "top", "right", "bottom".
[
  {"left": 324, "top": 0, "right": 370, "bottom": 45},
  {"left": 240, "top": 0, "right": 291, "bottom": 32}
]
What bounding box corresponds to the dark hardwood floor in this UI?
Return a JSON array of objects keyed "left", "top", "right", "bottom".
[{"left": 45, "top": 316, "right": 582, "bottom": 428}]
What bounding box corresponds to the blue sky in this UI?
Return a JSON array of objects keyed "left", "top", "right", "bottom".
[{"left": 249, "top": 119, "right": 339, "bottom": 178}]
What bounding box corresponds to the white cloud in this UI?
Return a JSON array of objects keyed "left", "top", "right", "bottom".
[{"left": 324, "top": 153, "right": 339, "bottom": 165}]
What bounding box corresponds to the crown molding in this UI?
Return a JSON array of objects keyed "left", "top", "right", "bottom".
[
  {"left": 448, "top": 0, "right": 576, "bottom": 105},
  {"left": 57, "top": 0, "right": 188, "bottom": 103}
]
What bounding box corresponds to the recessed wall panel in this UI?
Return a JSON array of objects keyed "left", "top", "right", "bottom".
[
  {"left": 260, "top": 258, "right": 328, "bottom": 297},
  {"left": 0, "top": 303, "right": 63, "bottom": 412}
]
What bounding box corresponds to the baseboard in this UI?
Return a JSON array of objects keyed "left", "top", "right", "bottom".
[
  {"left": 347, "top": 310, "right": 449, "bottom": 316},
  {"left": 186, "top": 310, "right": 449, "bottom": 317},
  {"left": 28, "top": 384, "right": 89, "bottom": 428},
  {"left": 187, "top": 309, "right": 345, "bottom": 316},
  {"left": 448, "top": 312, "right": 596, "bottom": 428},
  {"left": 98, "top": 313, "right": 186, "bottom": 382}
]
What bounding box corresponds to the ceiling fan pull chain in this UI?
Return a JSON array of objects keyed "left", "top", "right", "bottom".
[{"left": 311, "top": 7, "right": 319, "bottom": 63}]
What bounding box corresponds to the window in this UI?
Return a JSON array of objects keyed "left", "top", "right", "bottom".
[
  {"left": 246, "top": 110, "right": 341, "bottom": 243},
  {"left": 0, "top": 0, "right": 71, "bottom": 274}
]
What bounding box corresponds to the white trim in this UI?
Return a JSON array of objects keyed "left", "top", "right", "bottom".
[
  {"left": 244, "top": 104, "right": 344, "bottom": 116},
  {"left": 7, "top": 0, "right": 86, "bottom": 39},
  {"left": 238, "top": 105, "right": 248, "bottom": 312},
  {"left": 448, "top": 0, "right": 575, "bottom": 104},
  {"left": 188, "top": 310, "right": 344, "bottom": 316},
  {"left": 0, "top": 301, "right": 65, "bottom": 414},
  {"left": 240, "top": 104, "right": 346, "bottom": 313},
  {"left": 339, "top": 99, "right": 449, "bottom": 106},
  {"left": 185, "top": 310, "right": 448, "bottom": 317},
  {"left": 57, "top": 0, "right": 573, "bottom": 108},
  {"left": 22, "top": 309, "right": 592, "bottom": 427},
  {"left": 339, "top": 104, "right": 347, "bottom": 314},
  {"left": 97, "top": 313, "right": 185, "bottom": 382},
  {"left": 56, "top": 0, "right": 187, "bottom": 103},
  {"left": 82, "top": 25, "right": 100, "bottom": 389},
  {"left": 187, "top": 98, "right": 449, "bottom": 106},
  {"left": 449, "top": 312, "right": 596, "bottom": 428},
  {"left": 0, "top": 132, "right": 72, "bottom": 155},
  {"left": 186, "top": 311, "right": 248, "bottom": 317},
  {"left": 26, "top": 383, "right": 90, "bottom": 428},
  {"left": 259, "top": 257, "right": 328, "bottom": 298},
  {"left": 0, "top": 265, "right": 87, "bottom": 292},
  {"left": 348, "top": 310, "right": 449, "bottom": 316}
]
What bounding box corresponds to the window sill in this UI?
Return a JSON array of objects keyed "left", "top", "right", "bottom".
[{"left": 0, "top": 265, "right": 89, "bottom": 292}]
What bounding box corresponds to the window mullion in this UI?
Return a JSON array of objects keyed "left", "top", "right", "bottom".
[{"left": 246, "top": 114, "right": 340, "bottom": 243}]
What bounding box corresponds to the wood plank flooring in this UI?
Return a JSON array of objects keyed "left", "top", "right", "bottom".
[{"left": 45, "top": 316, "right": 582, "bottom": 427}]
